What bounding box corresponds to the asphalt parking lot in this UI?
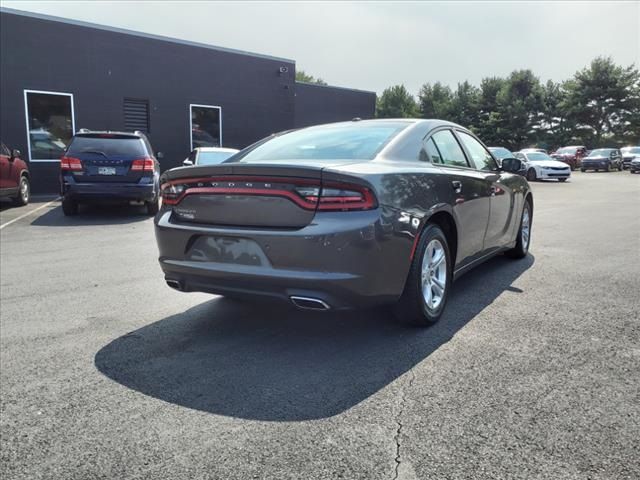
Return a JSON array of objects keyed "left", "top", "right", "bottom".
[{"left": 1, "top": 171, "right": 639, "bottom": 480}]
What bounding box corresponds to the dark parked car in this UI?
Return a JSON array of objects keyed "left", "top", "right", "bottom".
[
  {"left": 580, "top": 148, "right": 623, "bottom": 172},
  {"left": 551, "top": 145, "right": 587, "bottom": 170},
  {"left": 488, "top": 147, "right": 527, "bottom": 176},
  {"left": 154, "top": 119, "right": 533, "bottom": 326},
  {"left": 629, "top": 157, "right": 640, "bottom": 173},
  {"left": 0, "top": 142, "right": 30, "bottom": 206},
  {"left": 60, "top": 130, "right": 161, "bottom": 216},
  {"left": 620, "top": 146, "right": 640, "bottom": 170}
]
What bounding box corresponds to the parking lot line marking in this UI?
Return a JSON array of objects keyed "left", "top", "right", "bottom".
[{"left": 0, "top": 198, "right": 60, "bottom": 230}]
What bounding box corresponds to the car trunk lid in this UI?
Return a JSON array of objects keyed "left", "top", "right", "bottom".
[{"left": 161, "top": 163, "right": 375, "bottom": 228}]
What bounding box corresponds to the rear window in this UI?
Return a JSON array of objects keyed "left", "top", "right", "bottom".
[
  {"left": 233, "top": 122, "right": 408, "bottom": 163},
  {"left": 67, "top": 135, "right": 148, "bottom": 157}
]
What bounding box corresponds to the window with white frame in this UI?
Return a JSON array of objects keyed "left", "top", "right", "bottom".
[
  {"left": 190, "top": 104, "right": 221, "bottom": 149},
  {"left": 24, "top": 90, "right": 75, "bottom": 162}
]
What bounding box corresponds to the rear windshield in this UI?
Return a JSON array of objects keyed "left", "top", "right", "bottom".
[
  {"left": 588, "top": 149, "right": 613, "bottom": 157},
  {"left": 67, "top": 135, "right": 148, "bottom": 157},
  {"left": 198, "top": 151, "right": 237, "bottom": 165},
  {"left": 233, "top": 122, "right": 409, "bottom": 163}
]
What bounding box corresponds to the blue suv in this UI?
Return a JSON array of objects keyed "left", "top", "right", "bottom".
[{"left": 60, "top": 130, "right": 160, "bottom": 216}]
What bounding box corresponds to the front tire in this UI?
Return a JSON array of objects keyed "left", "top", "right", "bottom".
[
  {"left": 62, "top": 197, "right": 78, "bottom": 216},
  {"left": 506, "top": 199, "right": 532, "bottom": 259},
  {"left": 526, "top": 168, "right": 537, "bottom": 182},
  {"left": 13, "top": 176, "right": 30, "bottom": 206},
  {"left": 394, "top": 224, "right": 452, "bottom": 327}
]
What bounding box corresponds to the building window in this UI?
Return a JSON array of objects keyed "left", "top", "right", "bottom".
[
  {"left": 23, "top": 90, "right": 75, "bottom": 162},
  {"left": 190, "top": 104, "right": 221, "bottom": 149},
  {"left": 124, "top": 98, "right": 150, "bottom": 133}
]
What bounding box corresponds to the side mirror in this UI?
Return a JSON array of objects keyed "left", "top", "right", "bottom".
[
  {"left": 183, "top": 159, "right": 193, "bottom": 166},
  {"left": 501, "top": 157, "right": 523, "bottom": 173},
  {"left": 156, "top": 151, "right": 164, "bottom": 159},
  {"left": 10, "top": 149, "right": 21, "bottom": 160}
]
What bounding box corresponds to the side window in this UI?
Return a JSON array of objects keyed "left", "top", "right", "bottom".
[
  {"left": 419, "top": 138, "right": 443, "bottom": 163},
  {"left": 457, "top": 131, "right": 498, "bottom": 171},
  {"left": 430, "top": 130, "right": 469, "bottom": 168}
]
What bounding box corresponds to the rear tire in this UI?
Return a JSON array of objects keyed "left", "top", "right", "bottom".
[
  {"left": 558, "top": 178, "right": 567, "bottom": 182},
  {"left": 580, "top": 168, "right": 586, "bottom": 173},
  {"left": 506, "top": 199, "right": 532, "bottom": 259},
  {"left": 62, "top": 197, "right": 78, "bottom": 216},
  {"left": 393, "top": 224, "right": 452, "bottom": 327},
  {"left": 146, "top": 196, "right": 159, "bottom": 216},
  {"left": 13, "top": 175, "right": 30, "bottom": 206}
]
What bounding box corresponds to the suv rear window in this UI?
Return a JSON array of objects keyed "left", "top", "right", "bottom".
[{"left": 67, "top": 135, "right": 148, "bottom": 157}]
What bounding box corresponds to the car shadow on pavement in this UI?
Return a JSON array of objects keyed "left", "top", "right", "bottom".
[
  {"left": 31, "top": 203, "right": 152, "bottom": 226},
  {"left": 95, "top": 254, "right": 535, "bottom": 421}
]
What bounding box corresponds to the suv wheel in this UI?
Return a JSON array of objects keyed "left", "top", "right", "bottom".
[
  {"left": 13, "top": 176, "right": 30, "bottom": 206},
  {"left": 62, "top": 197, "right": 78, "bottom": 216},
  {"left": 526, "top": 168, "right": 537, "bottom": 181},
  {"left": 146, "top": 194, "right": 160, "bottom": 215}
]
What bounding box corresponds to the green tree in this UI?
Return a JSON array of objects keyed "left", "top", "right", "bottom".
[
  {"left": 295, "top": 69, "right": 328, "bottom": 85},
  {"left": 475, "top": 76, "right": 507, "bottom": 145},
  {"left": 449, "top": 81, "right": 481, "bottom": 131},
  {"left": 376, "top": 85, "right": 418, "bottom": 118},
  {"left": 495, "top": 70, "right": 545, "bottom": 149},
  {"left": 418, "top": 82, "right": 454, "bottom": 120},
  {"left": 563, "top": 56, "right": 640, "bottom": 146}
]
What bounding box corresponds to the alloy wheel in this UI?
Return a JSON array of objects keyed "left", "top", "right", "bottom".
[
  {"left": 20, "top": 178, "right": 29, "bottom": 203},
  {"left": 521, "top": 204, "right": 531, "bottom": 250},
  {"left": 421, "top": 239, "right": 447, "bottom": 311}
]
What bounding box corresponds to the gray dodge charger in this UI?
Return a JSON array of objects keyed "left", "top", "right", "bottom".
[{"left": 154, "top": 119, "right": 532, "bottom": 326}]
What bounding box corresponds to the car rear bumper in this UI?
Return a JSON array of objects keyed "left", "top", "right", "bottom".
[
  {"left": 154, "top": 208, "right": 412, "bottom": 309},
  {"left": 61, "top": 176, "right": 157, "bottom": 201},
  {"left": 581, "top": 161, "right": 610, "bottom": 170}
]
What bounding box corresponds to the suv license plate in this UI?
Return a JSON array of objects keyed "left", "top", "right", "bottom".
[{"left": 98, "top": 167, "right": 116, "bottom": 175}]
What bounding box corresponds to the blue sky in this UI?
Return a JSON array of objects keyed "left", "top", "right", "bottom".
[{"left": 3, "top": 1, "right": 638, "bottom": 94}]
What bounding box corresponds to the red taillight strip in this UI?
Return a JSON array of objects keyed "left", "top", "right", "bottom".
[
  {"left": 163, "top": 187, "right": 318, "bottom": 209},
  {"left": 161, "top": 176, "right": 377, "bottom": 211}
]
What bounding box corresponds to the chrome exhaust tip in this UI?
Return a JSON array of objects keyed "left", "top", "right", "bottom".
[
  {"left": 166, "top": 279, "right": 183, "bottom": 291},
  {"left": 290, "top": 296, "right": 331, "bottom": 311}
]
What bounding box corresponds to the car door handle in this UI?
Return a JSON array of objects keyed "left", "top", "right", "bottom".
[{"left": 451, "top": 181, "right": 462, "bottom": 194}]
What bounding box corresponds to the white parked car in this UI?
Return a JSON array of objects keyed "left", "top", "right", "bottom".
[
  {"left": 183, "top": 147, "right": 239, "bottom": 166},
  {"left": 514, "top": 150, "right": 571, "bottom": 182}
]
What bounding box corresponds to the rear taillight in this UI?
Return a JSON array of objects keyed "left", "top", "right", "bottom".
[
  {"left": 307, "top": 184, "right": 376, "bottom": 211},
  {"left": 160, "top": 177, "right": 377, "bottom": 211},
  {"left": 131, "top": 158, "right": 155, "bottom": 172},
  {"left": 60, "top": 156, "right": 83, "bottom": 171}
]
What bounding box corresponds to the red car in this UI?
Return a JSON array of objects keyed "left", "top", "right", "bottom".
[
  {"left": 551, "top": 145, "right": 587, "bottom": 170},
  {"left": 0, "top": 142, "right": 30, "bottom": 206}
]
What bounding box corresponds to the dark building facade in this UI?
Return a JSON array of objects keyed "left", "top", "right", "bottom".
[
  {"left": 295, "top": 82, "right": 376, "bottom": 128},
  {"left": 0, "top": 8, "right": 375, "bottom": 193}
]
